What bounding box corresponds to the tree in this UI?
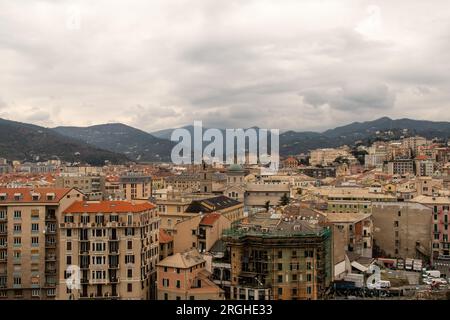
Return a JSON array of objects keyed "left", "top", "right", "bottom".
[{"left": 279, "top": 194, "right": 290, "bottom": 206}]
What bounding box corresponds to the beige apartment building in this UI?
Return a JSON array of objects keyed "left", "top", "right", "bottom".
[
  {"left": 157, "top": 249, "right": 224, "bottom": 300},
  {"left": 0, "top": 187, "right": 84, "bottom": 300},
  {"left": 55, "top": 174, "right": 105, "bottom": 200},
  {"left": 310, "top": 147, "right": 351, "bottom": 166},
  {"left": 171, "top": 213, "right": 231, "bottom": 254},
  {"left": 57, "top": 200, "right": 160, "bottom": 300},
  {"left": 372, "top": 202, "right": 432, "bottom": 261},
  {"left": 312, "top": 187, "right": 397, "bottom": 214},
  {"left": 119, "top": 173, "right": 152, "bottom": 201}
]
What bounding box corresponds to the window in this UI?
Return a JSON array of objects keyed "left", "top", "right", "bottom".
[
  {"left": 127, "top": 269, "right": 133, "bottom": 278},
  {"left": 13, "top": 224, "right": 21, "bottom": 233},
  {"left": 277, "top": 275, "right": 283, "bottom": 283},
  {"left": 277, "top": 251, "right": 283, "bottom": 259},
  {"left": 164, "top": 293, "right": 168, "bottom": 300},
  {"left": 176, "top": 280, "right": 181, "bottom": 288},
  {"left": 67, "top": 229, "right": 72, "bottom": 237},
  {"left": 292, "top": 274, "right": 297, "bottom": 281},
  {"left": 278, "top": 263, "right": 282, "bottom": 271},
  {"left": 307, "top": 286, "right": 312, "bottom": 294},
  {"left": 14, "top": 211, "right": 21, "bottom": 219},
  {"left": 66, "top": 256, "right": 72, "bottom": 265},
  {"left": 398, "top": 211, "right": 401, "bottom": 217},
  {"left": 125, "top": 255, "right": 135, "bottom": 264},
  {"left": 127, "top": 240, "right": 133, "bottom": 250},
  {"left": 162, "top": 279, "right": 169, "bottom": 287},
  {"left": 31, "top": 289, "right": 40, "bottom": 297},
  {"left": 14, "top": 237, "right": 21, "bottom": 246},
  {"left": 394, "top": 221, "right": 399, "bottom": 227},
  {"left": 127, "top": 283, "right": 133, "bottom": 292},
  {"left": 31, "top": 223, "right": 39, "bottom": 232},
  {"left": 306, "top": 262, "right": 312, "bottom": 270},
  {"left": 14, "top": 277, "right": 22, "bottom": 285},
  {"left": 306, "top": 274, "right": 312, "bottom": 282},
  {"left": 277, "top": 288, "right": 283, "bottom": 296},
  {"left": 31, "top": 237, "right": 39, "bottom": 246},
  {"left": 81, "top": 215, "right": 90, "bottom": 224}
]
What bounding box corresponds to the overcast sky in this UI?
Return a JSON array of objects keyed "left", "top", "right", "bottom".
[{"left": 0, "top": 0, "right": 449, "bottom": 132}]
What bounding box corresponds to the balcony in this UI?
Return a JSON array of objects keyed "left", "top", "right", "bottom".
[
  {"left": 45, "top": 242, "right": 56, "bottom": 248},
  {"left": 45, "top": 255, "right": 56, "bottom": 261},
  {"left": 45, "top": 283, "right": 56, "bottom": 288},
  {"left": 90, "top": 279, "right": 108, "bottom": 285},
  {"left": 109, "top": 277, "right": 119, "bottom": 284},
  {"left": 45, "top": 268, "right": 57, "bottom": 275},
  {"left": 108, "top": 264, "right": 119, "bottom": 269},
  {"left": 45, "top": 215, "right": 56, "bottom": 221},
  {"left": 0, "top": 230, "right": 7, "bottom": 235}
]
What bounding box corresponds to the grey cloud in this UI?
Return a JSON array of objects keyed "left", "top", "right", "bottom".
[
  {"left": 301, "top": 83, "right": 396, "bottom": 111},
  {"left": 0, "top": 1, "right": 449, "bottom": 132}
]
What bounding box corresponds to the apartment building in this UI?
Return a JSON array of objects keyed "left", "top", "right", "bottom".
[
  {"left": 325, "top": 212, "right": 373, "bottom": 258},
  {"left": 119, "top": 173, "right": 152, "bottom": 201},
  {"left": 171, "top": 213, "right": 231, "bottom": 254},
  {"left": 386, "top": 159, "right": 415, "bottom": 176},
  {"left": 0, "top": 187, "right": 84, "bottom": 300},
  {"left": 309, "top": 147, "right": 351, "bottom": 167},
  {"left": 315, "top": 187, "right": 397, "bottom": 214},
  {"left": 298, "top": 167, "right": 336, "bottom": 179},
  {"left": 55, "top": 174, "right": 105, "bottom": 200},
  {"left": 244, "top": 183, "right": 290, "bottom": 209},
  {"left": 415, "top": 158, "right": 435, "bottom": 177},
  {"left": 58, "top": 200, "right": 160, "bottom": 300},
  {"left": 411, "top": 195, "right": 450, "bottom": 276},
  {"left": 372, "top": 202, "right": 432, "bottom": 261},
  {"left": 165, "top": 173, "right": 200, "bottom": 192},
  {"left": 223, "top": 213, "right": 333, "bottom": 300},
  {"left": 157, "top": 249, "right": 224, "bottom": 300}
]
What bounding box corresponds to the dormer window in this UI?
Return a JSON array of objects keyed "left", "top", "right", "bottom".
[
  {"left": 0, "top": 193, "right": 6, "bottom": 201},
  {"left": 46, "top": 193, "right": 55, "bottom": 201},
  {"left": 31, "top": 193, "right": 40, "bottom": 201},
  {"left": 14, "top": 193, "right": 22, "bottom": 201}
]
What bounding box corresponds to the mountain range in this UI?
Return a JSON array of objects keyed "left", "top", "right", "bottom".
[
  {"left": 0, "top": 118, "right": 129, "bottom": 165},
  {"left": 53, "top": 123, "right": 174, "bottom": 162},
  {"left": 1, "top": 117, "right": 449, "bottom": 165}
]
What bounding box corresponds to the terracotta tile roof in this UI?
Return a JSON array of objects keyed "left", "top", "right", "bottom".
[
  {"left": 159, "top": 229, "right": 173, "bottom": 244},
  {"left": 200, "top": 213, "right": 222, "bottom": 226},
  {"left": 415, "top": 155, "right": 429, "bottom": 160},
  {"left": 0, "top": 187, "right": 73, "bottom": 203},
  {"left": 64, "top": 200, "right": 156, "bottom": 214}
]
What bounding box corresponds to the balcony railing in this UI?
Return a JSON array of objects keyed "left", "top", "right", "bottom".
[{"left": 45, "top": 242, "right": 56, "bottom": 248}]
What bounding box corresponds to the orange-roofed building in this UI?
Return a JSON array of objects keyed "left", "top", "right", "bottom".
[{"left": 58, "top": 200, "right": 160, "bottom": 300}]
